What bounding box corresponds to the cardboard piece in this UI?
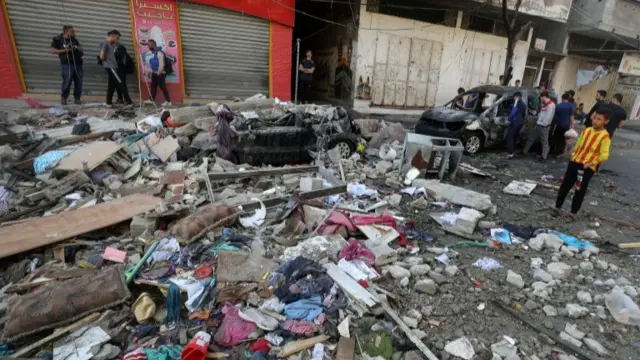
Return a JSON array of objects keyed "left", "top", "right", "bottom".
[{"left": 55, "top": 141, "right": 122, "bottom": 171}]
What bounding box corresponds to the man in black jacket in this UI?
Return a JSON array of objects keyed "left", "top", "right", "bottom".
[
  {"left": 50, "top": 25, "right": 83, "bottom": 105},
  {"left": 585, "top": 90, "right": 607, "bottom": 127}
]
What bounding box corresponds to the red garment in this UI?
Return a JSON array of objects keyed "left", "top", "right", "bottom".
[
  {"left": 213, "top": 305, "right": 257, "bottom": 347},
  {"left": 281, "top": 320, "right": 323, "bottom": 335},
  {"left": 352, "top": 214, "right": 408, "bottom": 246},
  {"left": 249, "top": 339, "right": 272, "bottom": 353},
  {"left": 338, "top": 240, "right": 376, "bottom": 266},
  {"left": 316, "top": 210, "right": 356, "bottom": 235}
]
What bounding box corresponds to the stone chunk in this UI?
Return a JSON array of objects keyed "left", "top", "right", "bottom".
[
  {"left": 542, "top": 233, "right": 564, "bottom": 251},
  {"left": 384, "top": 265, "right": 411, "bottom": 279},
  {"left": 299, "top": 177, "right": 323, "bottom": 192},
  {"left": 559, "top": 331, "right": 583, "bottom": 348},
  {"left": 565, "top": 303, "right": 589, "bottom": 318},
  {"left": 579, "top": 262, "right": 594, "bottom": 271},
  {"left": 428, "top": 271, "right": 448, "bottom": 284},
  {"left": 565, "top": 323, "right": 586, "bottom": 340},
  {"left": 506, "top": 270, "right": 524, "bottom": 289},
  {"left": 410, "top": 264, "right": 431, "bottom": 276},
  {"left": 576, "top": 291, "right": 593, "bottom": 304},
  {"left": 414, "top": 279, "right": 438, "bottom": 295},
  {"left": 583, "top": 338, "right": 609, "bottom": 356},
  {"left": 547, "top": 262, "right": 572, "bottom": 280},
  {"left": 543, "top": 305, "right": 557, "bottom": 317},
  {"left": 445, "top": 265, "right": 459, "bottom": 276},
  {"left": 528, "top": 236, "right": 545, "bottom": 251},
  {"left": 533, "top": 269, "right": 553, "bottom": 283},
  {"left": 130, "top": 215, "right": 158, "bottom": 238}
]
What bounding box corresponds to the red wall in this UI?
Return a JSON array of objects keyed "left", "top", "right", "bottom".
[
  {"left": 0, "top": 2, "right": 22, "bottom": 98},
  {"left": 271, "top": 22, "right": 292, "bottom": 101}
]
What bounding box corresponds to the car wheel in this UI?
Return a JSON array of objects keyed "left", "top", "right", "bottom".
[
  {"left": 463, "top": 132, "right": 484, "bottom": 154},
  {"left": 333, "top": 140, "right": 355, "bottom": 159}
]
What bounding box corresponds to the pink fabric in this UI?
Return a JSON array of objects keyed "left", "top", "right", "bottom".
[
  {"left": 352, "top": 214, "right": 408, "bottom": 246},
  {"left": 317, "top": 210, "right": 356, "bottom": 235},
  {"left": 214, "top": 305, "right": 257, "bottom": 347},
  {"left": 338, "top": 240, "right": 376, "bottom": 266}
]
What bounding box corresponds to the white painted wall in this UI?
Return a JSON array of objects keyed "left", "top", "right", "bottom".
[{"left": 354, "top": 3, "right": 531, "bottom": 112}]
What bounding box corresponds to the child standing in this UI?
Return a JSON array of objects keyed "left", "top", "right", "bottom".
[{"left": 554, "top": 108, "right": 611, "bottom": 220}]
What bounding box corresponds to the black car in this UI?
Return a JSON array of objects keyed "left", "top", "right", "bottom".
[{"left": 415, "top": 86, "right": 541, "bottom": 154}]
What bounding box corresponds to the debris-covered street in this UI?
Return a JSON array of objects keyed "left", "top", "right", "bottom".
[{"left": 0, "top": 97, "right": 639, "bottom": 360}]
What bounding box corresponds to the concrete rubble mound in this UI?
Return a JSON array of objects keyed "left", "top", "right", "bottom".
[{"left": 0, "top": 97, "right": 637, "bottom": 360}]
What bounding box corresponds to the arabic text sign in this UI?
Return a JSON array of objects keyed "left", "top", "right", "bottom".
[
  {"left": 619, "top": 53, "right": 640, "bottom": 77},
  {"left": 132, "top": 0, "right": 180, "bottom": 84}
]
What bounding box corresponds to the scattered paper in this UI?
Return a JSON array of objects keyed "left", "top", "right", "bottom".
[
  {"left": 404, "top": 167, "right": 420, "bottom": 185},
  {"left": 473, "top": 257, "right": 503, "bottom": 271},
  {"left": 444, "top": 336, "right": 475, "bottom": 360},
  {"left": 337, "top": 316, "right": 350, "bottom": 338},
  {"left": 435, "top": 253, "right": 451, "bottom": 265},
  {"left": 53, "top": 326, "right": 111, "bottom": 360},
  {"left": 440, "top": 212, "right": 457, "bottom": 226}
]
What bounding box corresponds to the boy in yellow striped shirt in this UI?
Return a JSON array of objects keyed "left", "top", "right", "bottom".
[{"left": 553, "top": 108, "right": 612, "bottom": 220}]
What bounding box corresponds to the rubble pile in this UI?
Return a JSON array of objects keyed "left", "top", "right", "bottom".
[{"left": 0, "top": 97, "right": 638, "bottom": 360}]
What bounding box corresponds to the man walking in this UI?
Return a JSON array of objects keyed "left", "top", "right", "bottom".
[
  {"left": 146, "top": 40, "right": 171, "bottom": 106},
  {"left": 553, "top": 108, "right": 611, "bottom": 220},
  {"left": 298, "top": 50, "right": 315, "bottom": 104},
  {"left": 550, "top": 93, "right": 574, "bottom": 156},
  {"left": 50, "top": 25, "right": 83, "bottom": 105},
  {"left": 523, "top": 91, "right": 555, "bottom": 161},
  {"left": 506, "top": 91, "right": 527, "bottom": 158},
  {"left": 605, "top": 93, "right": 627, "bottom": 139},
  {"left": 100, "top": 30, "right": 132, "bottom": 107},
  {"left": 584, "top": 90, "right": 607, "bottom": 127}
]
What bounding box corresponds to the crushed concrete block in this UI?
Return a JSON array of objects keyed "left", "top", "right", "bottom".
[
  {"left": 130, "top": 216, "right": 158, "bottom": 238},
  {"left": 583, "top": 338, "right": 609, "bottom": 356},
  {"left": 384, "top": 265, "right": 411, "bottom": 279},
  {"left": 547, "top": 262, "right": 572, "bottom": 280},
  {"left": 577, "top": 291, "right": 593, "bottom": 304},
  {"left": 376, "top": 160, "right": 393, "bottom": 174},
  {"left": 414, "top": 279, "right": 438, "bottom": 295},
  {"left": 410, "top": 264, "right": 431, "bottom": 276},
  {"left": 533, "top": 269, "right": 553, "bottom": 283},
  {"left": 559, "top": 331, "right": 583, "bottom": 348},
  {"left": 543, "top": 305, "right": 557, "bottom": 316},
  {"left": 540, "top": 233, "right": 564, "bottom": 251},
  {"left": 565, "top": 323, "right": 586, "bottom": 340},
  {"left": 528, "top": 236, "right": 545, "bottom": 251},
  {"left": 565, "top": 304, "right": 589, "bottom": 318},
  {"left": 412, "top": 179, "right": 493, "bottom": 211},
  {"left": 506, "top": 270, "right": 524, "bottom": 289},
  {"left": 579, "top": 262, "right": 594, "bottom": 271},
  {"left": 455, "top": 207, "right": 484, "bottom": 234},
  {"left": 299, "top": 177, "right": 323, "bottom": 192}
]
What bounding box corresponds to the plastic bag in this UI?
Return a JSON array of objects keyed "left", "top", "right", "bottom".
[
  {"left": 137, "top": 115, "right": 162, "bottom": 133},
  {"left": 564, "top": 128, "right": 579, "bottom": 139},
  {"left": 605, "top": 287, "right": 640, "bottom": 325}
]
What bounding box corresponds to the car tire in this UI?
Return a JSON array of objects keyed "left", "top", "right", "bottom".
[
  {"left": 463, "top": 131, "right": 484, "bottom": 155},
  {"left": 329, "top": 139, "right": 356, "bottom": 159}
]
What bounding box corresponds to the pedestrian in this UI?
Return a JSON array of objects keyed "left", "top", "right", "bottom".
[
  {"left": 514, "top": 79, "right": 521, "bottom": 88},
  {"left": 553, "top": 108, "right": 611, "bottom": 220},
  {"left": 576, "top": 103, "right": 586, "bottom": 124},
  {"left": 550, "top": 92, "right": 575, "bottom": 156},
  {"left": 298, "top": 50, "right": 315, "bottom": 104},
  {"left": 146, "top": 39, "right": 171, "bottom": 106},
  {"left": 523, "top": 91, "right": 555, "bottom": 161},
  {"left": 605, "top": 93, "right": 627, "bottom": 139},
  {"left": 506, "top": 91, "right": 527, "bottom": 158},
  {"left": 455, "top": 87, "right": 465, "bottom": 108},
  {"left": 50, "top": 25, "right": 83, "bottom": 105},
  {"left": 584, "top": 90, "right": 607, "bottom": 127},
  {"left": 100, "top": 30, "right": 132, "bottom": 107}
]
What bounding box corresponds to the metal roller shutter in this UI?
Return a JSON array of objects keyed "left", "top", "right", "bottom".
[
  {"left": 5, "top": 0, "right": 137, "bottom": 96},
  {"left": 178, "top": 3, "right": 269, "bottom": 99}
]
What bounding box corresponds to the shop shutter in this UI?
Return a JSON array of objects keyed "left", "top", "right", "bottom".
[
  {"left": 178, "top": 2, "right": 269, "bottom": 99},
  {"left": 5, "top": 0, "right": 137, "bottom": 96}
]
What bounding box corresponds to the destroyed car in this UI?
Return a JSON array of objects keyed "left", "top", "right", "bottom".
[
  {"left": 414, "top": 86, "right": 540, "bottom": 154},
  {"left": 232, "top": 105, "right": 359, "bottom": 166}
]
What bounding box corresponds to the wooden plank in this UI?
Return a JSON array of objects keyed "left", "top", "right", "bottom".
[
  {"left": 323, "top": 263, "right": 379, "bottom": 308},
  {"left": 11, "top": 313, "right": 101, "bottom": 358},
  {"left": 379, "top": 299, "right": 440, "bottom": 360},
  {"left": 208, "top": 165, "right": 319, "bottom": 181},
  {"left": 279, "top": 335, "right": 330, "bottom": 358},
  {"left": 55, "top": 141, "right": 122, "bottom": 171},
  {"left": 335, "top": 337, "right": 356, "bottom": 360},
  {"left": 239, "top": 185, "right": 347, "bottom": 212},
  {"left": 586, "top": 212, "right": 640, "bottom": 231},
  {"left": 0, "top": 194, "right": 161, "bottom": 259}
]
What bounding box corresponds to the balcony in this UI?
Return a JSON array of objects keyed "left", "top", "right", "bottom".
[{"left": 569, "top": 0, "right": 640, "bottom": 46}]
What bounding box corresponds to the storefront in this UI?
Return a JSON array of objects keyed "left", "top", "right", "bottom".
[{"left": 0, "top": 0, "right": 294, "bottom": 101}]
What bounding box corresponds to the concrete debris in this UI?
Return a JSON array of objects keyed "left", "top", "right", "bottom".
[{"left": 2, "top": 95, "right": 640, "bottom": 360}]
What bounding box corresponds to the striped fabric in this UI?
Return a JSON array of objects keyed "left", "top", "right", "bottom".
[{"left": 571, "top": 127, "right": 611, "bottom": 170}]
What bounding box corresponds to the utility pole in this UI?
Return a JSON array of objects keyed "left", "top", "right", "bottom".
[{"left": 500, "top": 0, "right": 532, "bottom": 86}]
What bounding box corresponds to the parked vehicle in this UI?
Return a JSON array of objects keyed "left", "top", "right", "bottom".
[{"left": 414, "top": 86, "right": 541, "bottom": 154}]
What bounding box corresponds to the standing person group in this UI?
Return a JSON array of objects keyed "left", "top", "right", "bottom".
[{"left": 52, "top": 26, "right": 172, "bottom": 107}]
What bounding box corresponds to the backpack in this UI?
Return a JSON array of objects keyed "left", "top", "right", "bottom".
[{"left": 158, "top": 50, "right": 173, "bottom": 75}]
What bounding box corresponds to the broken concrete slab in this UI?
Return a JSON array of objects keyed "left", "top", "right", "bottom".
[
  {"left": 503, "top": 180, "right": 537, "bottom": 196},
  {"left": 413, "top": 179, "right": 493, "bottom": 210},
  {"left": 216, "top": 250, "right": 278, "bottom": 283}
]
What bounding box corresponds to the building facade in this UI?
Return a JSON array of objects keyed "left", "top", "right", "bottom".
[{"left": 0, "top": 0, "right": 294, "bottom": 102}]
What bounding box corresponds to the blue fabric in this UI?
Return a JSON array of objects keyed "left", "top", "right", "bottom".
[
  {"left": 150, "top": 47, "right": 163, "bottom": 72},
  {"left": 283, "top": 296, "right": 323, "bottom": 321},
  {"left": 506, "top": 120, "right": 524, "bottom": 154},
  {"left": 143, "top": 345, "right": 183, "bottom": 360},
  {"left": 508, "top": 99, "right": 526, "bottom": 122},
  {"left": 547, "top": 230, "right": 593, "bottom": 250},
  {"left": 61, "top": 63, "right": 83, "bottom": 99},
  {"left": 33, "top": 150, "right": 69, "bottom": 174},
  {"left": 554, "top": 102, "right": 575, "bottom": 128}
]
